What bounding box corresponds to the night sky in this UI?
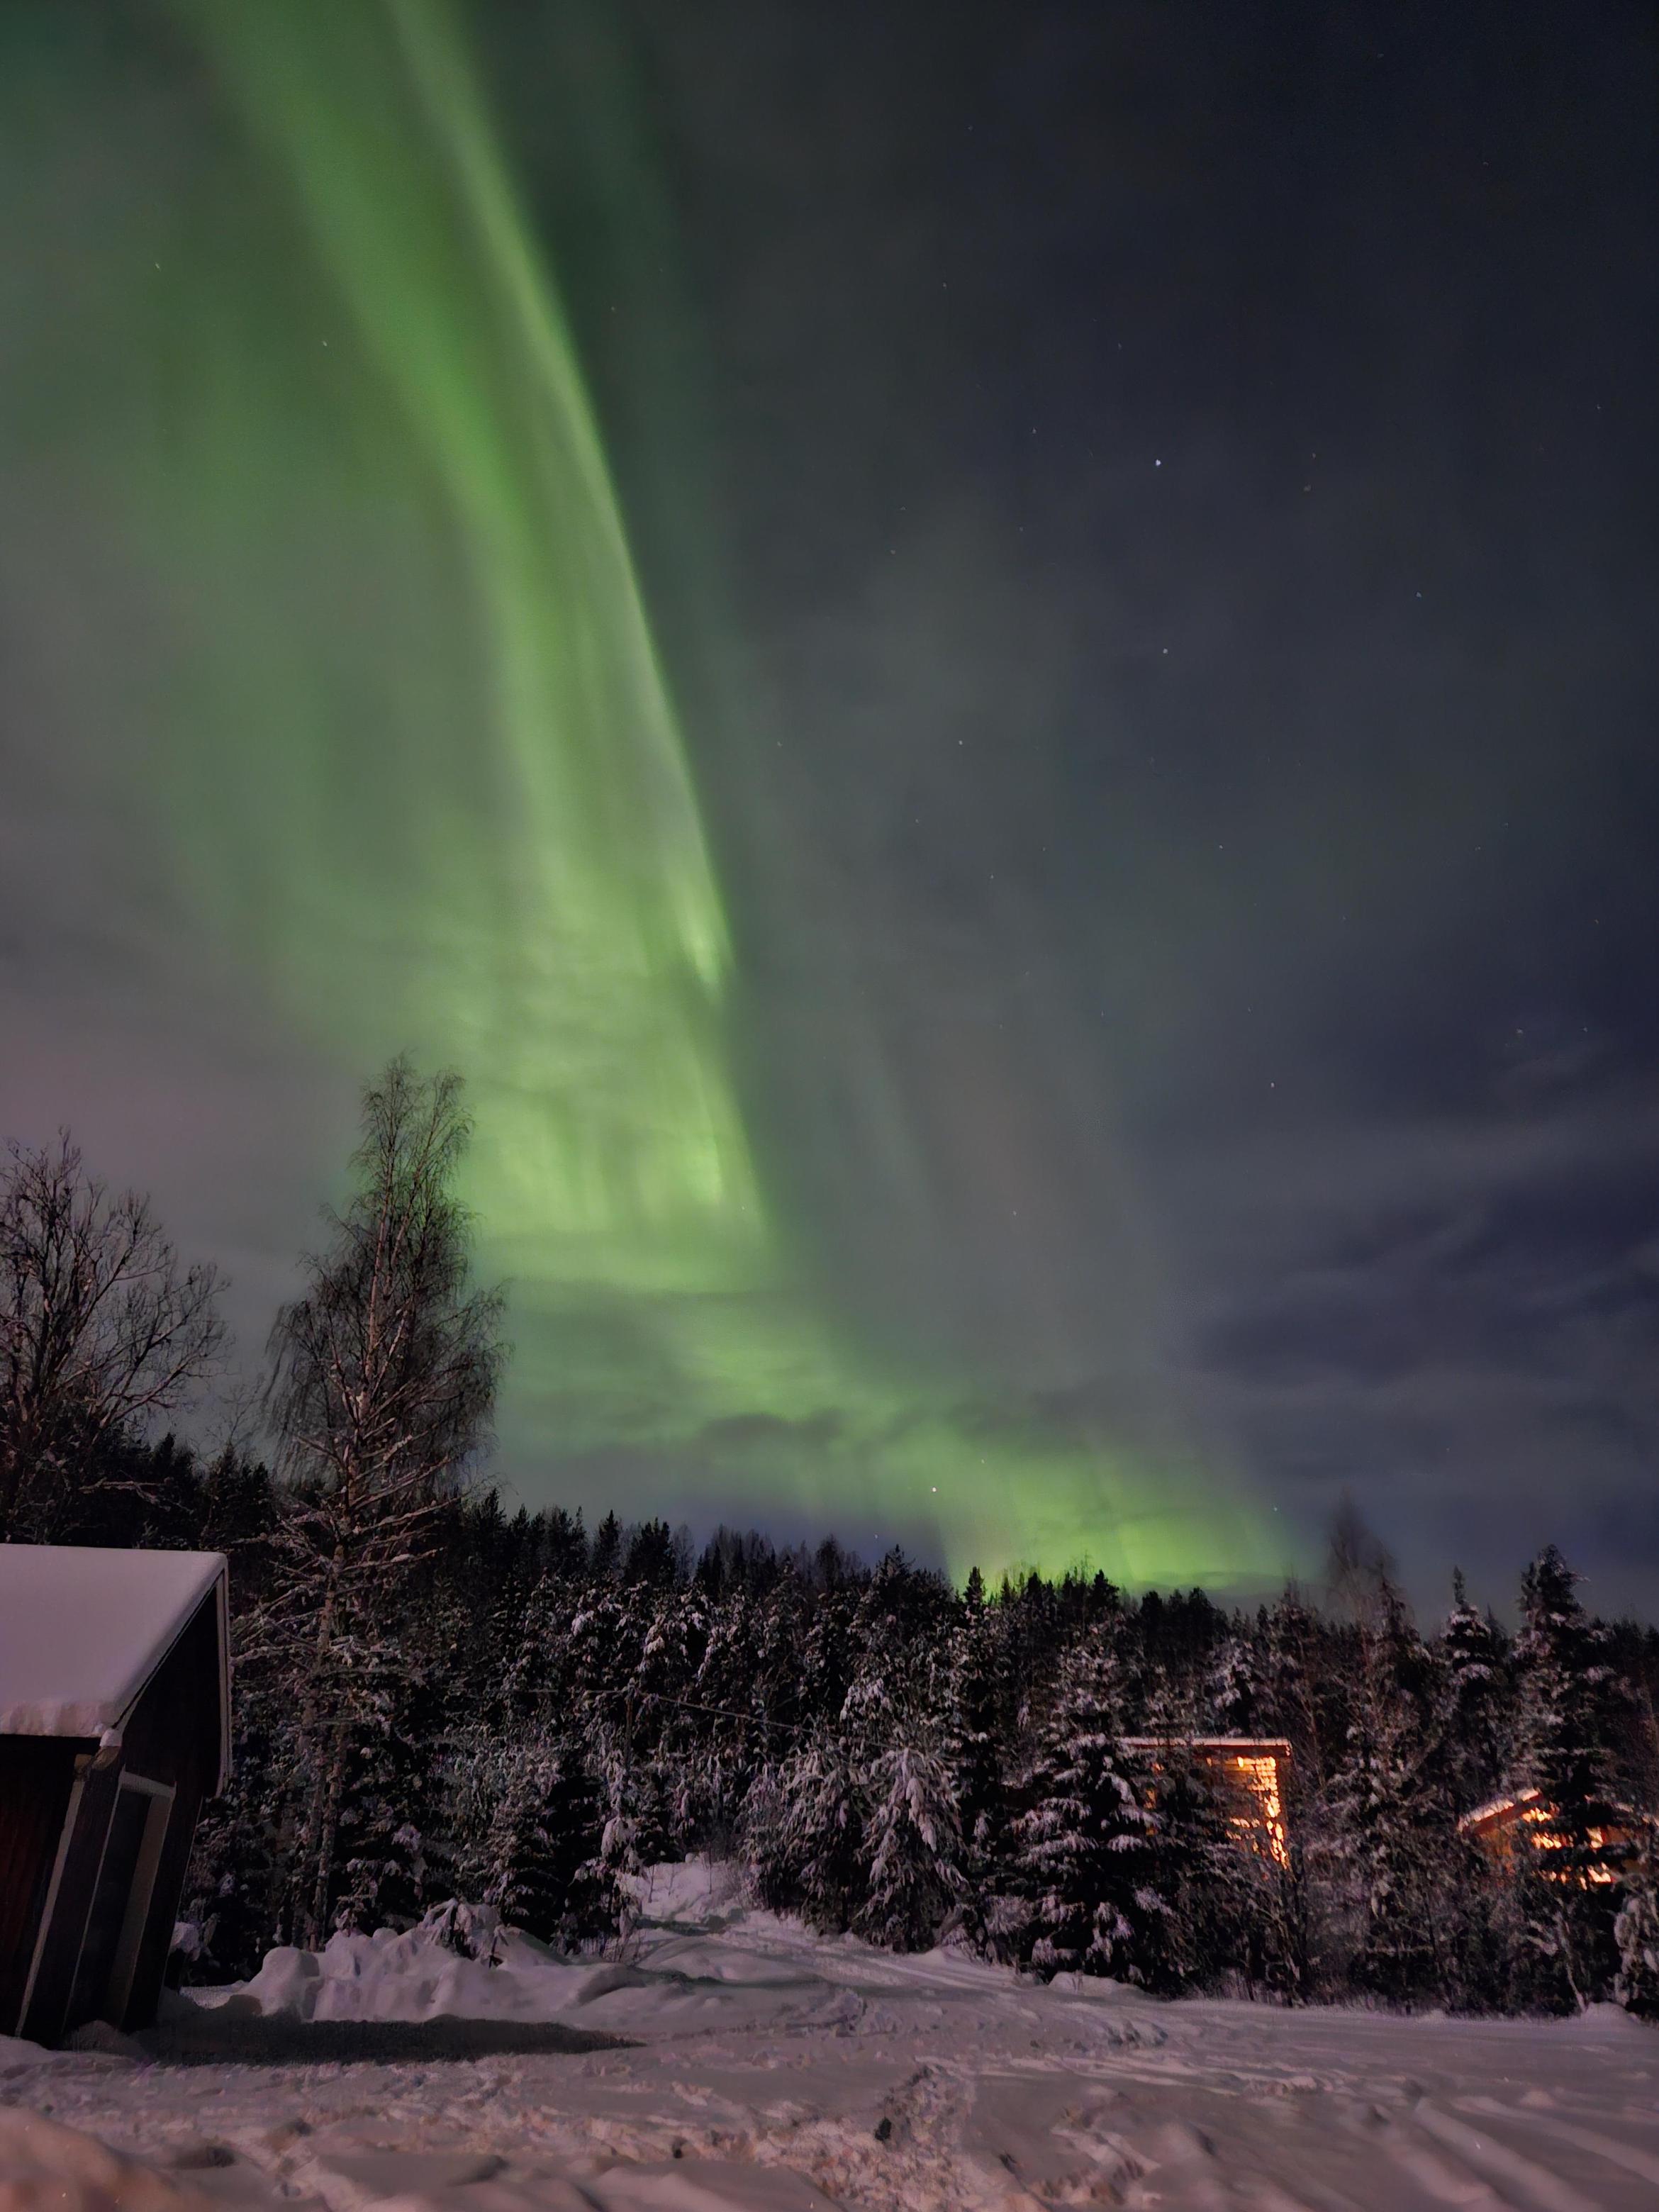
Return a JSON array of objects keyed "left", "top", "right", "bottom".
[{"left": 1, "top": 1, "right": 1655, "bottom": 1609}]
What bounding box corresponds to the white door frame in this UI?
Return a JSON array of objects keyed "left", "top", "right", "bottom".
[{"left": 105, "top": 1774, "right": 176, "bottom": 2026}]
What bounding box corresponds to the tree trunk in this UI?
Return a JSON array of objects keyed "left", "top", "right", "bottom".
[
  {"left": 289, "top": 1542, "right": 347, "bottom": 1948},
  {"left": 302, "top": 1724, "right": 352, "bottom": 1950}
]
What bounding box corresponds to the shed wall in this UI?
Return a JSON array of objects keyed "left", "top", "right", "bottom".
[{"left": 0, "top": 1737, "right": 80, "bottom": 2035}]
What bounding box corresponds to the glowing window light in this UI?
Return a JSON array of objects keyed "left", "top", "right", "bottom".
[{"left": 1228, "top": 1753, "right": 1290, "bottom": 1870}]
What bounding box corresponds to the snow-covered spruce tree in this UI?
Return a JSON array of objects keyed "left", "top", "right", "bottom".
[
  {"left": 786, "top": 1579, "right": 851, "bottom": 1733},
  {"left": 1614, "top": 1826, "right": 1659, "bottom": 2020},
  {"left": 942, "top": 1572, "right": 1018, "bottom": 1947},
  {"left": 1001, "top": 1570, "right": 1068, "bottom": 1743},
  {"left": 486, "top": 1573, "right": 644, "bottom": 1950},
  {"left": 631, "top": 1585, "right": 709, "bottom": 1856},
  {"left": 440, "top": 1490, "right": 551, "bottom": 1719},
  {"left": 1012, "top": 1634, "right": 1166, "bottom": 1983},
  {"left": 1206, "top": 1628, "right": 1264, "bottom": 1736},
  {"left": 445, "top": 1723, "right": 545, "bottom": 1931},
  {"left": 534, "top": 1755, "right": 620, "bottom": 1952},
  {"left": 735, "top": 1573, "right": 871, "bottom": 1923},
  {"left": 1183, "top": 1624, "right": 1313, "bottom": 1998},
  {"left": 1441, "top": 1570, "right": 1513, "bottom": 1812},
  {"left": 758, "top": 1568, "right": 826, "bottom": 1739},
  {"left": 563, "top": 1574, "right": 636, "bottom": 1722},
  {"left": 444, "top": 1722, "right": 619, "bottom": 1950},
  {"left": 1138, "top": 1738, "right": 1231, "bottom": 1992},
  {"left": 945, "top": 1571, "right": 1012, "bottom": 1851},
  {"left": 1322, "top": 1585, "right": 1475, "bottom": 2006},
  {"left": 1509, "top": 1545, "right": 1627, "bottom": 2007},
  {"left": 774, "top": 1726, "right": 868, "bottom": 1932},
  {"left": 840, "top": 1555, "right": 938, "bottom": 1758},
  {"left": 1259, "top": 1585, "right": 1337, "bottom": 1790},
  {"left": 564, "top": 1728, "right": 641, "bottom": 1951},
  {"left": 177, "top": 1658, "right": 295, "bottom": 1979},
  {"left": 856, "top": 1741, "right": 964, "bottom": 1951},
  {"left": 820, "top": 1560, "right": 965, "bottom": 1946},
  {"left": 333, "top": 1626, "right": 455, "bottom": 1933},
  {"left": 688, "top": 1588, "right": 769, "bottom": 1844},
  {"left": 1132, "top": 1675, "right": 1273, "bottom": 1996},
  {"left": 740, "top": 1764, "right": 797, "bottom": 1913},
  {"left": 1204, "top": 1617, "right": 1310, "bottom": 1997},
  {"left": 257, "top": 1058, "right": 505, "bottom": 1950}
]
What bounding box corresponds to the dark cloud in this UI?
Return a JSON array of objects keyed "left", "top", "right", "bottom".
[{"left": 1158, "top": 1084, "right": 1659, "bottom": 1607}]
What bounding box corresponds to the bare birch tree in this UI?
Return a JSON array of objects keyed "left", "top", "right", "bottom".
[
  {"left": 263, "top": 1058, "right": 505, "bottom": 1944},
  {"left": 0, "top": 1136, "right": 225, "bottom": 1539}
]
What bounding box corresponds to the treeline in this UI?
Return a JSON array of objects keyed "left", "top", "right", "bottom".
[
  {"left": 45, "top": 1431, "right": 1659, "bottom": 2021},
  {"left": 6, "top": 1072, "right": 1658, "bottom": 2021}
]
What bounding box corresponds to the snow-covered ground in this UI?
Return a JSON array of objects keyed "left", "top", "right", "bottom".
[{"left": 4, "top": 1859, "right": 1658, "bottom": 2211}]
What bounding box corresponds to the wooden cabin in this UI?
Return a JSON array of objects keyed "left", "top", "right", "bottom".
[
  {"left": 1119, "top": 1736, "right": 1293, "bottom": 1867},
  {"left": 1459, "top": 1787, "right": 1647, "bottom": 1887},
  {"left": 0, "top": 1546, "right": 230, "bottom": 2044}
]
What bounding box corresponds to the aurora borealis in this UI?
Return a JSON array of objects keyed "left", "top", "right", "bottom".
[
  {"left": 0, "top": 0, "right": 1270, "bottom": 1586},
  {"left": 3, "top": 2, "right": 1654, "bottom": 1604}
]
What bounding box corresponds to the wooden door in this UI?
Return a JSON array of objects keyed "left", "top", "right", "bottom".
[{"left": 68, "top": 1776, "right": 174, "bottom": 2031}]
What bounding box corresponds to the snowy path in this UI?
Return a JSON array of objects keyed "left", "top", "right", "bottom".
[{"left": 4, "top": 1862, "right": 1658, "bottom": 2210}]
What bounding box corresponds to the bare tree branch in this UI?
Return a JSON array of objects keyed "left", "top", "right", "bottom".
[{"left": 0, "top": 1134, "right": 226, "bottom": 1538}]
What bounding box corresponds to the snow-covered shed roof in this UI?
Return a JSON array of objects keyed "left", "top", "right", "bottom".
[{"left": 0, "top": 1546, "right": 229, "bottom": 1784}]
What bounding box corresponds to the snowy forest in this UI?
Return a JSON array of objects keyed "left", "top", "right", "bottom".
[
  {"left": 5, "top": 1066, "right": 1658, "bottom": 2026},
  {"left": 41, "top": 1448, "right": 1659, "bottom": 2025}
]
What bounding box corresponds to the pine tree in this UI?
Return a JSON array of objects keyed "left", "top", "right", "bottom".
[
  {"left": 1012, "top": 1636, "right": 1165, "bottom": 1983},
  {"left": 591, "top": 1511, "right": 623, "bottom": 1579}
]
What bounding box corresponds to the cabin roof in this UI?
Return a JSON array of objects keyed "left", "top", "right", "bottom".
[
  {"left": 1119, "top": 1736, "right": 1292, "bottom": 1758},
  {"left": 1460, "top": 1787, "right": 1653, "bottom": 1838},
  {"left": 0, "top": 1546, "right": 229, "bottom": 1783},
  {"left": 1460, "top": 1788, "right": 1543, "bottom": 1831}
]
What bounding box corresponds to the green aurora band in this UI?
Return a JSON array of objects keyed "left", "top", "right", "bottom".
[{"left": 9, "top": 0, "right": 1282, "bottom": 1586}]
